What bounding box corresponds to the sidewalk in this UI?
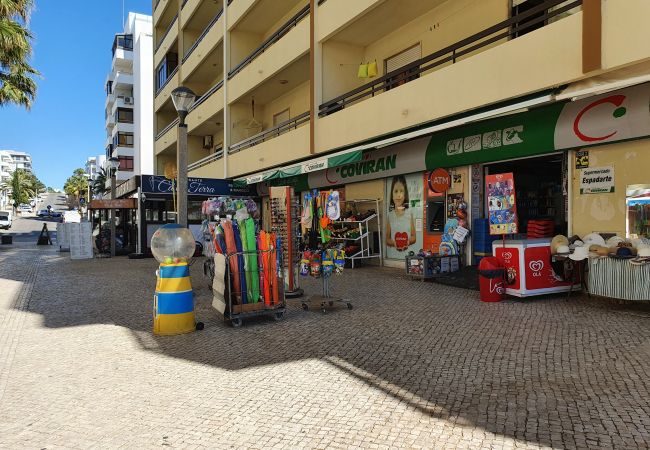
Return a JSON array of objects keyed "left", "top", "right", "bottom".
[{"left": 1, "top": 247, "right": 649, "bottom": 448}]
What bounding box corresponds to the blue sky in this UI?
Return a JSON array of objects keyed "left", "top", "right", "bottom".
[{"left": 0, "top": 0, "right": 152, "bottom": 189}]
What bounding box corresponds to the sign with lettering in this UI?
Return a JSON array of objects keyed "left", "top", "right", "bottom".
[
  {"left": 428, "top": 168, "right": 451, "bottom": 193},
  {"left": 579, "top": 166, "right": 615, "bottom": 194},
  {"left": 88, "top": 198, "right": 137, "bottom": 209},
  {"left": 141, "top": 175, "right": 254, "bottom": 197}
]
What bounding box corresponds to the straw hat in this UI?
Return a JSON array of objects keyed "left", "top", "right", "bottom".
[
  {"left": 631, "top": 246, "right": 650, "bottom": 265},
  {"left": 555, "top": 244, "right": 571, "bottom": 256},
  {"left": 606, "top": 236, "right": 625, "bottom": 247},
  {"left": 590, "top": 244, "right": 610, "bottom": 257},
  {"left": 569, "top": 245, "right": 590, "bottom": 261},
  {"left": 550, "top": 235, "right": 570, "bottom": 255},
  {"left": 582, "top": 233, "right": 606, "bottom": 248}
]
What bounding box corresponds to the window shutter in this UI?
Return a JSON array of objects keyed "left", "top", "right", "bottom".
[{"left": 385, "top": 44, "right": 421, "bottom": 74}]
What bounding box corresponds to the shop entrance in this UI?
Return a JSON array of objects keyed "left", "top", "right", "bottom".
[{"left": 484, "top": 153, "right": 567, "bottom": 237}]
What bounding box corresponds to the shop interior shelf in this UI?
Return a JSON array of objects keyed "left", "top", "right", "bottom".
[
  {"left": 332, "top": 213, "right": 377, "bottom": 224},
  {"left": 330, "top": 231, "right": 370, "bottom": 242}
]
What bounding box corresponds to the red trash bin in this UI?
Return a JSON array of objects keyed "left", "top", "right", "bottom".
[{"left": 478, "top": 257, "right": 505, "bottom": 302}]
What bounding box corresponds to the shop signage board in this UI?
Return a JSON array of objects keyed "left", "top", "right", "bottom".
[
  {"left": 427, "top": 83, "right": 650, "bottom": 169},
  {"left": 141, "top": 175, "right": 254, "bottom": 197},
  {"left": 575, "top": 150, "right": 589, "bottom": 169},
  {"left": 486, "top": 173, "right": 518, "bottom": 235},
  {"left": 89, "top": 198, "right": 137, "bottom": 209},
  {"left": 579, "top": 166, "right": 615, "bottom": 194}
]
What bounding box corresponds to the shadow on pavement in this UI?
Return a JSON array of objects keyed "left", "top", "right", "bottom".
[{"left": 17, "top": 253, "right": 650, "bottom": 448}]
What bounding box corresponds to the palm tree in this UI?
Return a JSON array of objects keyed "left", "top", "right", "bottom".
[
  {"left": 1, "top": 168, "right": 35, "bottom": 207},
  {"left": 92, "top": 168, "right": 109, "bottom": 198},
  {"left": 0, "top": 0, "right": 38, "bottom": 109},
  {"left": 64, "top": 168, "right": 89, "bottom": 208}
]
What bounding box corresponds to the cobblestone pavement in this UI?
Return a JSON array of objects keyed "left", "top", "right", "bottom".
[{"left": 1, "top": 245, "right": 649, "bottom": 449}]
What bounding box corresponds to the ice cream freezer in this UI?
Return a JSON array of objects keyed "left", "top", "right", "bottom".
[{"left": 492, "top": 238, "right": 579, "bottom": 297}]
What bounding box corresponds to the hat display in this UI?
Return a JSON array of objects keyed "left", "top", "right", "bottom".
[
  {"left": 555, "top": 244, "right": 571, "bottom": 256},
  {"left": 569, "top": 245, "right": 590, "bottom": 261},
  {"left": 606, "top": 236, "right": 625, "bottom": 247},
  {"left": 550, "top": 235, "right": 570, "bottom": 255},
  {"left": 582, "top": 233, "right": 607, "bottom": 248},
  {"left": 609, "top": 246, "right": 634, "bottom": 259},
  {"left": 569, "top": 239, "right": 584, "bottom": 250},
  {"left": 630, "top": 246, "right": 650, "bottom": 265},
  {"left": 590, "top": 244, "right": 610, "bottom": 257}
]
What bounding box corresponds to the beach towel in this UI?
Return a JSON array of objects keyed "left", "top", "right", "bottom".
[
  {"left": 232, "top": 220, "right": 247, "bottom": 304},
  {"left": 211, "top": 253, "right": 227, "bottom": 314},
  {"left": 221, "top": 220, "right": 241, "bottom": 304},
  {"left": 245, "top": 218, "right": 260, "bottom": 303}
]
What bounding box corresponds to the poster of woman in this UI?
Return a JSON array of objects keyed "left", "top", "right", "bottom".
[{"left": 385, "top": 173, "right": 423, "bottom": 259}]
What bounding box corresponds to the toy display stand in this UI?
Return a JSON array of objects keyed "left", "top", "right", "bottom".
[
  {"left": 299, "top": 251, "right": 352, "bottom": 313},
  {"left": 330, "top": 199, "right": 382, "bottom": 268}
]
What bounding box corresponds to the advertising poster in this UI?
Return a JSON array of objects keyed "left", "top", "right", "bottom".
[
  {"left": 486, "top": 172, "right": 518, "bottom": 235},
  {"left": 579, "top": 166, "right": 615, "bottom": 194},
  {"left": 385, "top": 173, "right": 424, "bottom": 259}
]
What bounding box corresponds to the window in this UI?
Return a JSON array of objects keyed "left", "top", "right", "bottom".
[
  {"left": 112, "top": 34, "right": 133, "bottom": 55},
  {"left": 156, "top": 53, "right": 178, "bottom": 91},
  {"left": 118, "top": 156, "right": 134, "bottom": 171},
  {"left": 273, "top": 108, "right": 290, "bottom": 127},
  {"left": 384, "top": 44, "right": 421, "bottom": 91},
  {"left": 116, "top": 108, "right": 134, "bottom": 124},
  {"left": 113, "top": 132, "right": 134, "bottom": 147},
  {"left": 106, "top": 80, "right": 113, "bottom": 95}
]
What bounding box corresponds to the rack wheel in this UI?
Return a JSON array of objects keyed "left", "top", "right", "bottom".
[
  {"left": 231, "top": 318, "right": 242, "bottom": 328},
  {"left": 302, "top": 303, "right": 309, "bottom": 311},
  {"left": 195, "top": 322, "right": 205, "bottom": 330},
  {"left": 346, "top": 303, "right": 353, "bottom": 310},
  {"left": 273, "top": 311, "right": 285, "bottom": 321}
]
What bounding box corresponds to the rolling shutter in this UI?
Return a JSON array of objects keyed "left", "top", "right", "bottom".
[{"left": 385, "top": 44, "right": 421, "bottom": 74}]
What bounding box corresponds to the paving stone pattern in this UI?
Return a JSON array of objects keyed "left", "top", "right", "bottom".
[{"left": 0, "top": 246, "right": 649, "bottom": 449}]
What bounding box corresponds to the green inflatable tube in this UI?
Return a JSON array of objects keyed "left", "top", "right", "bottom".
[{"left": 245, "top": 218, "right": 260, "bottom": 303}]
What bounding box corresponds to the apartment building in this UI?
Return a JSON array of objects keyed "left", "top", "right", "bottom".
[
  {"left": 0, "top": 150, "right": 33, "bottom": 174},
  {"left": 105, "top": 12, "right": 154, "bottom": 185},
  {"left": 153, "top": 0, "right": 650, "bottom": 266}
]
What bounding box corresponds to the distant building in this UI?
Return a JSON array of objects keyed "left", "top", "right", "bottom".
[
  {"left": 104, "top": 12, "right": 153, "bottom": 186},
  {"left": 0, "top": 150, "right": 33, "bottom": 208},
  {"left": 85, "top": 157, "right": 98, "bottom": 180}
]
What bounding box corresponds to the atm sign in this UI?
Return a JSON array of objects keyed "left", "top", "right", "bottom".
[{"left": 428, "top": 168, "right": 451, "bottom": 193}]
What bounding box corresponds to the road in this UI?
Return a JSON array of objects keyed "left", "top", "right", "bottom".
[{"left": 0, "top": 193, "right": 67, "bottom": 244}]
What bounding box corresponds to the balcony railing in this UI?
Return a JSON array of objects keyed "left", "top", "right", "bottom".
[
  {"left": 156, "top": 118, "right": 180, "bottom": 141},
  {"left": 112, "top": 34, "right": 133, "bottom": 56},
  {"left": 155, "top": 14, "right": 178, "bottom": 53},
  {"left": 156, "top": 65, "right": 178, "bottom": 96},
  {"left": 188, "top": 147, "right": 224, "bottom": 171},
  {"left": 189, "top": 79, "right": 224, "bottom": 112},
  {"left": 319, "top": 0, "right": 581, "bottom": 117},
  {"left": 228, "top": 4, "right": 309, "bottom": 79},
  {"left": 229, "top": 111, "right": 309, "bottom": 154},
  {"left": 183, "top": 9, "right": 224, "bottom": 62}
]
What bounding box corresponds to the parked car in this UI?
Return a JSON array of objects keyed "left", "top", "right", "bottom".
[
  {"left": 0, "top": 210, "right": 12, "bottom": 229},
  {"left": 37, "top": 209, "right": 50, "bottom": 217},
  {"left": 18, "top": 204, "right": 32, "bottom": 213},
  {"left": 50, "top": 211, "right": 62, "bottom": 218}
]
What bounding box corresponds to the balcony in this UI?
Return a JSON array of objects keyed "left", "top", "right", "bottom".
[
  {"left": 188, "top": 149, "right": 224, "bottom": 178},
  {"left": 154, "top": 16, "right": 178, "bottom": 65},
  {"left": 182, "top": 6, "right": 224, "bottom": 78},
  {"left": 227, "top": 116, "right": 310, "bottom": 177},
  {"left": 110, "top": 95, "right": 135, "bottom": 118},
  {"left": 228, "top": 4, "right": 309, "bottom": 102},
  {"left": 112, "top": 34, "right": 133, "bottom": 72},
  {"left": 155, "top": 66, "right": 179, "bottom": 110},
  {"left": 154, "top": 0, "right": 177, "bottom": 28},
  {"left": 315, "top": 0, "right": 588, "bottom": 152},
  {"left": 187, "top": 79, "right": 224, "bottom": 133},
  {"left": 155, "top": 118, "right": 179, "bottom": 156},
  {"left": 113, "top": 72, "right": 133, "bottom": 89}
]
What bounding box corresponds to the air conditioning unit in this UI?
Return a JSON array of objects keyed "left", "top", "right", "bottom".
[
  {"left": 124, "top": 97, "right": 133, "bottom": 104},
  {"left": 203, "top": 135, "right": 213, "bottom": 149}
]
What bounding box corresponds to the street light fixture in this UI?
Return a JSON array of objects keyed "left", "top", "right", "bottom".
[
  {"left": 107, "top": 156, "right": 120, "bottom": 258},
  {"left": 171, "top": 86, "right": 196, "bottom": 228}
]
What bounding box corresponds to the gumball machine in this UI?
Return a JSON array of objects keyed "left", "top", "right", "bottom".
[{"left": 151, "top": 224, "right": 202, "bottom": 335}]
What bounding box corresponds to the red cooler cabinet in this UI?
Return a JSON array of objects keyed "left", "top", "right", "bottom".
[{"left": 492, "top": 238, "right": 579, "bottom": 297}]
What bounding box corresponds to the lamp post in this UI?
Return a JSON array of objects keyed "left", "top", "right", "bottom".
[
  {"left": 107, "top": 157, "right": 120, "bottom": 257},
  {"left": 82, "top": 173, "right": 92, "bottom": 221},
  {"left": 170, "top": 86, "right": 197, "bottom": 228}
]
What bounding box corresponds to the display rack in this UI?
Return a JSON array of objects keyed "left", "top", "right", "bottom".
[
  {"left": 270, "top": 186, "right": 303, "bottom": 296},
  {"left": 330, "top": 199, "right": 382, "bottom": 268}
]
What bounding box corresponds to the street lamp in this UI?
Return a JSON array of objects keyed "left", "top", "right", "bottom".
[
  {"left": 107, "top": 156, "right": 120, "bottom": 257},
  {"left": 171, "top": 86, "right": 196, "bottom": 228},
  {"left": 82, "top": 173, "right": 92, "bottom": 220}
]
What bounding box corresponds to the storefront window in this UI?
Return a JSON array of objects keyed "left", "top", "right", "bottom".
[
  {"left": 626, "top": 184, "right": 650, "bottom": 239},
  {"left": 188, "top": 201, "right": 203, "bottom": 222}
]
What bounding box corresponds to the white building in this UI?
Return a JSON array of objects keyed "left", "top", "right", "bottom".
[
  {"left": 85, "top": 157, "right": 98, "bottom": 180},
  {"left": 104, "top": 12, "right": 153, "bottom": 185},
  {"left": 0, "top": 150, "right": 33, "bottom": 208}
]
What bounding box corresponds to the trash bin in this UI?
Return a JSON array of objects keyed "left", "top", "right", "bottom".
[
  {"left": 1, "top": 235, "right": 12, "bottom": 245},
  {"left": 478, "top": 256, "right": 505, "bottom": 302}
]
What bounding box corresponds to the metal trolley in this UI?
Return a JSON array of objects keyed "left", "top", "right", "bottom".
[{"left": 223, "top": 248, "right": 286, "bottom": 327}]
